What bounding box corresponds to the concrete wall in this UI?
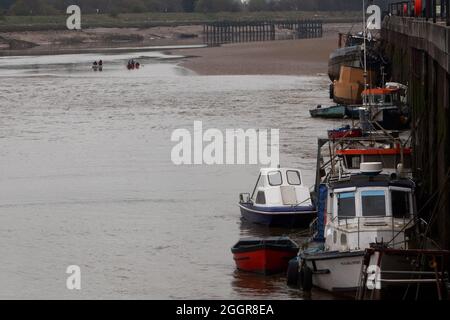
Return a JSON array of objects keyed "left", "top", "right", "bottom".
[{"left": 382, "top": 16, "right": 450, "bottom": 249}]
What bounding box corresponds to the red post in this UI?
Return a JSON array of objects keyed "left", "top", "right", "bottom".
[{"left": 415, "top": 0, "right": 423, "bottom": 16}]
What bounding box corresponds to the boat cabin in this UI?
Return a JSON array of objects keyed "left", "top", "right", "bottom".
[
  {"left": 337, "top": 146, "right": 412, "bottom": 176},
  {"left": 325, "top": 163, "right": 415, "bottom": 252},
  {"left": 248, "top": 168, "right": 312, "bottom": 208},
  {"left": 362, "top": 88, "right": 405, "bottom": 107}
]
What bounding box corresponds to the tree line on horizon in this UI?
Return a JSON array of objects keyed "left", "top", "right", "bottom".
[
  {"left": 0, "top": 0, "right": 392, "bottom": 16},
  {"left": 0, "top": 0, "right": 393, "bottom": 16}
]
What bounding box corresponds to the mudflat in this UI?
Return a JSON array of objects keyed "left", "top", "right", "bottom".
[
  {"left": 173, "top": 22, "right": 350, "bottom": 76},
  {"left": 175, "top": 37, "right": 337, "bottom": 76}
]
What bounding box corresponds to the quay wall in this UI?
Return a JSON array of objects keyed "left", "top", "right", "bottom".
[{"left": 382, "top": 16, "right": 450, "bottom": 249}]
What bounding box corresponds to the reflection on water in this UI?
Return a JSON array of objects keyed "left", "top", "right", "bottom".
[
  {"left": 0, "top": 50, "right": 348, "bottom": 299},
  {"left": 231, "top": 271, "right": 303, "bottom": 299}
]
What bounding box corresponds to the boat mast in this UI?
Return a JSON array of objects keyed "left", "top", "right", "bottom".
[
  {"left": 363, "top": 0, "right": 368, "bottom": 102},
  {"left": 359, "top": 0, "right": 372, "bottom": 134}
]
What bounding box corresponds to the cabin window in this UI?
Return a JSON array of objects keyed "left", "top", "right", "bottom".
[
  {"left": 287, "top": 170, "right": 301, "bottom": 185},
  {"left": 361, "top": 190, "right": 386, "bottom": 217},
  {"left": 268, "top": 171, "right": 282, "bottom": 186},
  {"left": 255, "top": 191, "right": 266, "bottom": 205},
  {"left": 391, "top": 191, "right": 411, "bottom": 218},
  {"left": 345, "top": 155, "right": 361, "bottom": 169},
  {"left": 373, "top": 94, "right": 385, "bottom": 104},
  {"left": 337, "top": 192, "right": 356, "bottom": 219},
  {"left": 385, "top": 95, "right": 392, "bottom": 104}
]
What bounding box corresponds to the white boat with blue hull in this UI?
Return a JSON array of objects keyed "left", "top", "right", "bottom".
[{"left": 239, "top": 168, "right": 316, "bottom": 228}]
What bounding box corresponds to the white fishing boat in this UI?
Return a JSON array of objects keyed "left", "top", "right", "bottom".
[{"left": 297, "top": 162, "right": 417, "bottom": 293}]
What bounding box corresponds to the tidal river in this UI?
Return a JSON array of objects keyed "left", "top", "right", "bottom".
[{"left": 0, "top": 49, "right": 342, "bottom": 299}]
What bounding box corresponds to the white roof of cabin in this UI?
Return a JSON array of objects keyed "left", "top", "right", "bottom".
[{"left": 259, "top": 168, "right": 300, "bottom": 175}]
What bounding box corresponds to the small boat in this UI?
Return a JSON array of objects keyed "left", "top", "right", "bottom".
[
  {"left": 239, "top": 168, "right": 316, "bottom": 228},
  {"left": 231, "top": 237, "right": 299, "bottom": 274},
  {"left": 127, "top": 60, "right": 140, "bottom": 70},
  {"left": 309, "top": 104, "right": 347, "bottom": 119},
  {"left": 327, "top": 125, "right": 363, "bottom": 140},
  {"left": 362, "top": 87, "right": 410, "bottom": 131},
  {"left": 296, "top": 162, "right": 418, "bottom": 293}
]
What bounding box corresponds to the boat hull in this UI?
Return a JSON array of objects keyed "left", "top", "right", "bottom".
[
  {"left": 328, "top": 45, "right": 362, "bottom": 82},
  {"left": 328, "top": 128, "right": 363, "bottom": 140},
  {"left": 233, "top": 247, "right": 299, "bottom": 275},
  {"left": 358, "top": 248, "right": 450, "bottom": 300},
  {"left": 309, "top": 105, "right": 347, "bottom": 119},
  {"left": 239, "top": 203, "right": 315, "bottom": 228},
  {"left": 302, "top": 251, "right": 365, "bottom": 293}
]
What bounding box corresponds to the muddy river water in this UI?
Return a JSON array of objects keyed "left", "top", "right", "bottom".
[{"left": 0, "top": 49, "right": 343, "bottom": 299}]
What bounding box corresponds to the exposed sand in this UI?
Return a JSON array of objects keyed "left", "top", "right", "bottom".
[
  {"left": 173, "top": 23, "right": 351, "bottom": 76},
  {"left": 175, "top": 37, "right": 337, "bottom": 76}
]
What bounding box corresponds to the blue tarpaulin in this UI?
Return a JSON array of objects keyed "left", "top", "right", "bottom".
[{"left": 313, "top": 184, "right": 327, "bottom": 242}]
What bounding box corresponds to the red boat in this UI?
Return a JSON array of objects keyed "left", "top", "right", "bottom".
[
  {"left": 231, "top": 237, "right": 299, "bottom": 275},
  {"left": 328, "top": 125, "right": 363, "bottom": 140}
]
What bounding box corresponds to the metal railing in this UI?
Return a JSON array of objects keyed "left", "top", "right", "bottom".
[
  {"left": 389, "top": 0, "right": 450, "bottom": 26},
  {"left": 331, "top": 214, "right": 414, "bottom": 250}
]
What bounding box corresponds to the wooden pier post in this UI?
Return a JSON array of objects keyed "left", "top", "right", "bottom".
[
  {"left": 432, "top": 0, "right": 436, "bottom": 23},
  {"left": 447, "top": 0, "right": 450, "bottom": 26}
]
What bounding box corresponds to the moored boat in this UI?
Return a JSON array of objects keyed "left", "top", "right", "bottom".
[
  {"left": 361, "top": 87, "right": 410, "bottom": 131},
  {"left": 328, "top": 125, "right": 363, "bottom": 140},
  {"left": 239, "top": 168, "right": 315, "bottom": 228},
  {"left": 232, "top": 237, "right": 299, "bottom": 274},
  {"left": 333, "top": 66, "right": 377, "bottom": 105},
  {"left": 309, "top": 104, "right": 347, "bottom": 119},
  {"left": 328, "top": 32, "right": 384, "bottom": 83},
  {"left": 297, "top": 162, "right": 418, "bottom": 293}
]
